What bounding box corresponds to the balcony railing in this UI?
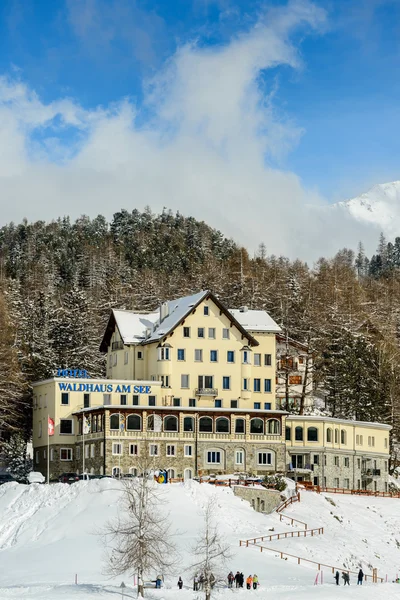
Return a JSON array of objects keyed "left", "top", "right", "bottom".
[
  {"left": 362, "top": 469, "right": 381, "bottom": 477},
  {"left": 195, "top": 388, "right": 218, "bottom": 396},
  {"left": 112, "top": 341, "right": 124, "bottom": 350}
]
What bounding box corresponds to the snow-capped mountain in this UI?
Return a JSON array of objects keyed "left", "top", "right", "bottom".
[{"left": 335, "top": 181, "right": 400, "bottom": 236}]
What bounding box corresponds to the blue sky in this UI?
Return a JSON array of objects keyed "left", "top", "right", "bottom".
[{"left": 0, "top": 0, "right": 398, "bottom": 257}]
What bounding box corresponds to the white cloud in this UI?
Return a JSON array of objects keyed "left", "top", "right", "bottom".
[{"left": 0, "top": 0, "right": 383, "bottom": 260}]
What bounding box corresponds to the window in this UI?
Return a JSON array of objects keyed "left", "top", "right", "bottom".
[
  {"left": 327, "top": 428, "right": 332, "bottom": 443},
  {"left": 385, "top": 460, "right": 388, "bottom": 472},
  {"left": 103, "top": 393, "right": 111, "bottom": 405},
  {"left": 90, "top": 444, "right": 95, "bottom": 458},
  {"left": 344, "top": 457, "right": 349, "bottom": 467},
  {"left": 120, "top": 394, "right": 127, "bottom": 406},
  {"left": 230, "top": 400, "right": 238, "bottom": 408},
  {"left": 204, "top": 306, "right": 209, "bottom": 316},
  {"left": 295, "top": 426, "right": 303, "bottom": 441},
  {"left": 127, "top": 415, "right": 141, "bottom": 431},
  {"left": 100, "top": 442, "right": 104, "bottom": 456},
  {"left": 313, "top": 454, "right": 319, "bottom": 465},
  {"left": 110, "top": 414, "right": 120, "bottom": 430},
  {"left": 242, "top": 378, "right": 249, "bottom": 391},
  {"left": 222, "top": 328, "right": 230, "bottom": 339},
  {"left": 264, "top": 402, "right": 271, "bottom": 410},
  {"left": 264, "top": 354, "right": 272, "bottom": 366},
  {"left": 137, "top": 351, "right": 143, "bottom": 359},
  {"left": 128, "top": 443, "right": 138, "bottom": 456},
  {"left": 112, "top": 443, "right": 122, "bottom": 455},
  {"left": 307, "top": 427, "right": 318, "bottom": 442},
  {"left": 313, "top": 477, "right": 319, "bottom": 486},
  {"left": 334, "top": 456, "right": 339, "bottom": 466},
  {"left": 60, "top": 419, "right": 73, "bottom": 435},
  {"left": 184, "top": 444, "right": 193, "bottom": 457},
  {"left": 250, "top": 418, "right": 264, "bottom": 434},
  {"left": 198, "top": 375, "right": 213, "bottom": 389},
  {"left": 334, "top": 477, "right": 339, "bottom": 488},
  {"left": 132, "top": 395, "right": 139, "bottom": 406},
  {"left": 357, "top": 458, "right": 361, "bottom": 468},
  {"left": 210, "top": 350, "right": 218, "bottom": 363},
  {"left": 195, "top": 349, "right": 203, "bottom": 362},
  {"left": 177, "top": 349, "right": 185, "bottom": 361},
  {"left": 235, "top": 450, "right": 244, "bottom": 465},
  {"left": 184, "top": 417, "right": 194, "bottom": 432},
  {"left": 371, "top": 436, "right": 375, "bottom": 447},
  {"left": 267, "top": 419, "right": 280, "bottom": 434},
  {"left": 222, "top": 376, "right": 230, "bottom": 390},
  {"left": 181, "top": 374, "right": 189, "bottom": 389},
  {"left": 172, "top": 398, "right": 180, "bottom": 407},
  {"left": 234, "top": 418, "right": 244, "bottom": 434},
  {"left": 207, "top": 451, "right": 221, "bottom": 464},
  {"left": 243, "top": 350, "right": 251, "bottom": 364},
  {"left": 83, "top": 393, "right": 90, "bottom": 408},
  {"left": 227, "top": 351, "right": 235, "bottom": 363},
  {"left": 35, "top": 451, "right": 39, "bottom": 464},
  {"left": 340, "top": 430, "right": 346, "bottom": 444},
  {"left": 85, "top": 445, "right": 89, "bottom": 458},
  {"left": 61, "top": 393, "right": 69, "bottom": 406},
  {"left": 198, "top": 327, "right": 205, "bottom": 338},
  {"left": 264, "top": 379, "right": 271, "bottom": 393},
  {"left": 258, "top": 452, "right": 272, "bottom": 465},
  {"left": 149, "top": 444, "right": 158, "bottom": 456},
  {"left": 124, "top": 350, "right": 129, "bottom": 365},
  {"left": 166, "top": 445, "right": 176, "bottom": 456},
  {"left": 183, "top": 327, "right": 190, "bottom": 338},
  {"left": 334, "top": 429, "right": 339, "bottom": 444},
  {"left": 215, "top": 399, "right": 222, "bottom": 408},
  {"left": 60, "top": 448, "right": 72, "bottom": 461},
  {"left": 254, "top": 402, "right": 261, "bottom": 409},
  {"left": 254, "top": 353, "right": 261, "bottom": 366},
  {"left": 215, "top": 417, "right": 229, "bottom": 433},
  {"left": 289, "top": 375, "right": 302, "bottom": 385},
  {"left": 164, "top": 416, "right": 178, "bottom": 432},
  {"left": 148, "top": 396, "right": 156, "bottom": 406},
  {"left": 360, "top": 435, "right": 363, "bottom": 445},
  {"left": 285, "top": 427, "right": 291, "bottom": 441},
  {"left": 253, "top": 379, "right": 261, "bottom": 392},
  {"left": 189, "top": 398, "right": 196, "bottom": 408},
  {"left": 158, "top": 346, "right": 170, "bottom": 360},
  {"left": 38, "top": 421, "right": 42, "bottom": 438},
  {"left": 208, "top": 327, "right": 216, "bottom": 339},
  {"left": 199, "top": 417, "right": 213, "bottom": 432},
  {"left": 113, "top": 353, "right": 117, "bottom": 366}
]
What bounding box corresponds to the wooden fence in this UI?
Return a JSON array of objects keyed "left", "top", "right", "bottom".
[
  {"left": 300, "top": 483, "right": 400, "bottom": 499},
  {"left": 242, "top": 527, "right": 323, "bottom": 544}
]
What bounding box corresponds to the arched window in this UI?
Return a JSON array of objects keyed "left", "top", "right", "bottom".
[
  {"left": 334, "top": 428, "right": 339, "bottom": 444},
  {"left": 126, "top": 414, "right": 141, "bottom": 431},
  {"left": 112, "top": 466, "right": 121, "bottom": 478},
  {"left": 183, "top": 417, "right": 194, "bottom": 432},
  {"left": 326, "top": 428, "right": 332, "bottom": 443},
  {"left": 164, "top": 416, "right": 178, "bottom": 432},
  {"left": 167, "top": 468, "right": 175, "bottom": 480},
  {"left": 267, "top": 419, "right": 280, "bottom": 435},
  {"left": 341, "top": 430, "right": 346, "bottom": 445},
  {"left": 199, "top": 417, "right": 213, "bottom": 433},
  {"left": 307, "top": 427, "right": 318, "bottom": 442},
  {"left": 235, "top": 418, "right": 245, "bottom": 434},
  {"left": 129, "top": 467, "right": 137, "bottom": 476},
  {"left": 295, "top": 426, "right": 303, "bottom": 441},
  {"left": 147, "top": 414, "right": 162, "bottom": 431},
  {"left": 110, "top": 414, "right": 120, "bottom": 430},
  {"left": 250, "top": 418, "right": 264, "bottom": 434},
  {"left": 215, "top": 417, "right": 230, "bottom": 433},
  {"left": 184, "top": 468, "right": 193, "bottom": 480}
]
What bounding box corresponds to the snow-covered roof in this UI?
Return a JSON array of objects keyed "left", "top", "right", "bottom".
[
  {"left": 113, "top": 309, "right": 159, "bottom": 343},
  {"left": 229, "top": 308, "right": 281, "bottom": 333},
  {"left": 144, "top": 290, "right": 208, "bottom": 343}
]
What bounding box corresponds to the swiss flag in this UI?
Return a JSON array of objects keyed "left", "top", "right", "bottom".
[{"left": 48, "top": 417, "right": 55, "bottom": 436}]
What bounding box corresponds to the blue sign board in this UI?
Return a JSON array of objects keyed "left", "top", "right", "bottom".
[
  {"left": 58, "top": 382, "right": 152, "bottom": 394},
  {"left": 57, "top": 369, "right": 89, "bottom": 378}
]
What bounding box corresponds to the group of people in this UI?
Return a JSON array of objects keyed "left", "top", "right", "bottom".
[
  {"left": 191, "top": 573, "right": 216, "bottom": 591},
  {"left": 227, "top": 571, "right": 259, "bottom": 590},
  {"left": 334, "top": 569, "right": 364, "bottom": 586}
]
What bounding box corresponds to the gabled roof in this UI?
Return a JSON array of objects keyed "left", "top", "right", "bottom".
[
  {"left": 229, "top": 308, "right": 281, "bottom": 333},
  {"left": 100, "top": 291, "right": 259, "bottom": 352}
]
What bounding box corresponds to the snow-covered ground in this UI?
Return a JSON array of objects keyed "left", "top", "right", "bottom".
[{"left": 1, "top": 479, "right": 400, "bottom": 599}]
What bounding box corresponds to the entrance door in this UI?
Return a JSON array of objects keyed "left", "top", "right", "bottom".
[{"left": 184, "top": 468, "right": 193, "bottom": 481}]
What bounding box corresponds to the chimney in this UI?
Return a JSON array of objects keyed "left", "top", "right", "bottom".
[
  {"left": 160, "top": 301, "right": 169, "bottom": 323},
  {"left": 239, "top": 306, "right": 248, "bottom": 313}
]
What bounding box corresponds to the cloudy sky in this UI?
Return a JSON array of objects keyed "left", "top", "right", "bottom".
[{"left": 0, "top": 0, "right": 399, "bottom": 259}]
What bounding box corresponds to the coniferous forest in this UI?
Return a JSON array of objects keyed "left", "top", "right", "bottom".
[{"left": 1, "top": 210, "right": 400, "bottom": 467}]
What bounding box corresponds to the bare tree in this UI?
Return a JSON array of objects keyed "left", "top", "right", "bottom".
[
  {"left": 103, "top": 453, "right": 177, "bottom": 597},
  {"left": 191, "top": 496, "right": 232, "bottom": 600}
]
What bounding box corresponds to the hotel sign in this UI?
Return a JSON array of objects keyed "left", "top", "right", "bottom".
[
  {"left": 58, "top": 382, "right": 152, "bottom": 394},
  {"left": 57, "top": 369, "right": 89, "bottom": 378}
]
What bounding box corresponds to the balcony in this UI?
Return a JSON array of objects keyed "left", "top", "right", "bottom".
[
  {"left": 195, "top": 388, "right": 218, "bottom": 396},
  {"left": 112, "top": 341, "right": 124, "bottom": 351},
  {"left": 287, "top": 464, "right": 313, "bottom": 474},
  {"left": 362, "top": 469, "right": 381, "bottom": 478}
]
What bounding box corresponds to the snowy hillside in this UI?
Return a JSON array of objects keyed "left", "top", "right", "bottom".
[
  {"left": 334, "top": 181, "right": 400, "bottom": 237},
  {"left": 1, "top": 480, "right": 400, "bottom": 599}
]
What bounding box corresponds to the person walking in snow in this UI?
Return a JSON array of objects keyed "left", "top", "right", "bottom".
[
  {"left": 342, "top": 572, "right": 350, "bottom": 585},
  {"left": 199, "top": 573, "right": 205, "bottom": 590},
  {"left": 253, "top": 574, "right": 259, "bottom": 589},
  {"left": 177, "top": 577, "right": 183, "bottom": 589},
  {"left": 235, "top": 571, "right": 241, "bottom": 588},
  {"left": 193, "top": 574, "right": 199, "bottom": 591},
  {"left": 246, "top": 575, "right": 253, "bottom": 590},
  {"left": 357, "top": 569, "right": 364, "bottom": 585},
  {"left": 239, "top": 572, "right": 244, "bottom": 588},
  {"left": 228, "top": 572, "right": 234, "bottom": 587},
  {"left": 334, "top": 571, "right": 340, "bottom": 585}
]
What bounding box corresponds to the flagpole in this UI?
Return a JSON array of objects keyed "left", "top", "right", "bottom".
[{"left": 47, "top": 414, "right": 50, "bottom": 484}]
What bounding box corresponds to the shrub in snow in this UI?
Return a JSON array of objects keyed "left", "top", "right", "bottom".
[
  {"left": 262, "top": 474, "right": 287, "bottom": 492},
  {"left": 2, "top": 433, "right": 32, "bottom": 483}
]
